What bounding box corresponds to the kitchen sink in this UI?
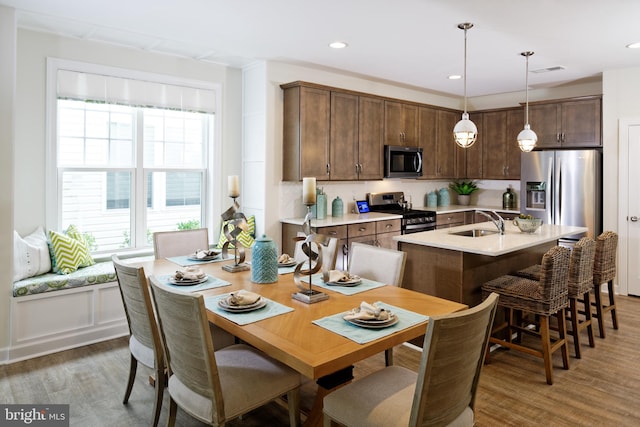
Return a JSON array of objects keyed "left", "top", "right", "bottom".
[{"left": 449, "top": 229, "right": 499, "bottom": 237}]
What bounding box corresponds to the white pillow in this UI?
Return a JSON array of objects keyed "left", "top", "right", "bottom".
[{"left": 13, "top": 226, "right": 52, "bottom": 282}]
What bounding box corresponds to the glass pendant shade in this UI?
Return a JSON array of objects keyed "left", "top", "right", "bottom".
[
  {"left": 517, "top": 124, "right": 538, "bottom": 152},
  {"left": 453, "top": 112, "right": 478, "bottom": 148}
]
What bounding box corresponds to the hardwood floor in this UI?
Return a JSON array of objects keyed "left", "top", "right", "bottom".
[{"left": 1, "top": 295, "right": 639, "bottom": 426}]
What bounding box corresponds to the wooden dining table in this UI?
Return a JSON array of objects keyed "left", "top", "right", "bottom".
[{"left": 134, "top": 255, "right": 467, "bottom": 426}]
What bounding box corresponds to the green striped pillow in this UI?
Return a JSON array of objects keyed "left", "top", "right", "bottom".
[
  {"left": 218, "top": 215, "right": 255, "bottom": 248},
  {"left": 49, "top": 227, "right": 95, "bottom": 275}
]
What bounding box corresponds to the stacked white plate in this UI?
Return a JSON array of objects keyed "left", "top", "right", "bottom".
[
  {"left": 188, "top": 249, "right": 221, "bottom": 261},
  {"left": 344, "top": 312, "right": 398, "bottom": 329},
  {"left": 168, "top": 275, "right": 209, "bottom": 286},
  {"left": 218, "top": 297, "right": 267, "bottom": 313}
]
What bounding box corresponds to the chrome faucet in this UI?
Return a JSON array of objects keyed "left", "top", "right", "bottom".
[{"left": 476, "top": 210, "right": 506, "bottom": 235}]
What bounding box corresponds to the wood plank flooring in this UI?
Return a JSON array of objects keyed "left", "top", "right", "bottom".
[{"left": 1, "top": 295, "right": 639, "bottom": 426}]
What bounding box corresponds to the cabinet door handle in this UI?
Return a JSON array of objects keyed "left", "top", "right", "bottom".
[
  {"left": 385, "top": 224, "right": 392, "bottom": 229},
  {"left": 630, "top": 216, "right": 638, "bottom": 222},
  {"left": 561, "top": 132, "right": 566, "bottom": 142},
  {"left": 556, "top": 133, "right": 561, "bottom": 143},
  {"left": 326, "top": 163, "right": 331, "bottom": 174},
  {"left": 358, "top": 227, "right": 367, "bottom": 232},
  {"left": 328, "top": 231, "right": 338, "bottom": 235},
  {"left": 359, "top": 163, "right": 363, "bottom": 174}
]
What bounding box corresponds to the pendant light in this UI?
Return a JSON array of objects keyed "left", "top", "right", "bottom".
[
  {"left": 517, "top": 51, "right": 538, "bottom": 152},
  {"left": 453, "top": 22, "right": 477, "bottom": 148}
]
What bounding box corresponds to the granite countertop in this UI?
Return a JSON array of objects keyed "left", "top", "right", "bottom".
[
  {"left": 394, "top": 222, "right": 587, "bottom": 256},
  {"left": 280, "top": 212, "right": 402, "bottom": 227}
]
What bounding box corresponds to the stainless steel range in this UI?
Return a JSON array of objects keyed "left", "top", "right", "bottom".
[{"left": 367, "top": 192, "right": 436, "bottom": 234}]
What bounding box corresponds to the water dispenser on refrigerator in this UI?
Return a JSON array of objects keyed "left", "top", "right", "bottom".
[{"left": 526, "top": 182, "right": 546, "bottom": 209}]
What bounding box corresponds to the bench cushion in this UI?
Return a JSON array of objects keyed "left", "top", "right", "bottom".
[{"left": 13, "top": 261, "right": 116, "bottom": 297}]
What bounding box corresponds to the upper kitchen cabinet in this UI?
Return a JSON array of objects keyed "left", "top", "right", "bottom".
[
  {"left": 282, "top": 83, "right": 330, "bottom": 181},
  {"left": 384, "top": 101, "right": 418, "bottom": 146},
  {"left": 436, "top": 110, "right": 464, "bottom": 179},
  {"left": 528, "top": 96, "right": 601, "bottom": 148},
  {"left": 282, "top": 81, "right": 384, "bottom": 181},
  {"left": 480, "top": 108, "right": 522, "bottom": 180}
]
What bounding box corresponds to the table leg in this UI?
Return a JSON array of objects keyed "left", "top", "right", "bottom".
[{"left": 303, "top": 367, "right": 353, "bottom": 427}]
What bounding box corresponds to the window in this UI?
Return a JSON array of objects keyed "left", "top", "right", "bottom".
[{"left": 49, "top": 61, "right": 218, "bottom": 253}]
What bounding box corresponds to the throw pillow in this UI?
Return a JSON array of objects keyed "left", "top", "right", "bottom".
[
  {"left": 217, "top": 215, "right": 255, "bottom": 248},
  {"left": 65, "top": 224, "right": 95, "bottom": 267},
  {"left": 13, "top": 226, "right": 52, "bottom": 282},
  {"left": 49, "top": 226, "right": 95, "bottom": 275}
]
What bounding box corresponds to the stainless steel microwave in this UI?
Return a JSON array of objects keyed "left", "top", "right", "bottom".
[{"left": 384, "top": 145, "right": 423, "bottom": 178}]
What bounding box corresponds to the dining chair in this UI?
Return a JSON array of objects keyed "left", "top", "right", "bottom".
[
  {"left": 322, "top": 292, "right": 499, "bottom": 427},
  {"left": 152, "top": 228, "right": 209, "bottom": 259},
  {"left": 348, "top": 241, "right": 407, "bottom": 366},
  {"left": 112, "top": 255, "right": 165, "bottom": 427},
  {"left": 514, "top": 237, "right": 597, "bottom": 358},
  {"left": 482, "top": 245, "right": 571, "bottom": 385},
  {"left": 592, "top": 231, "right": 619, "bottom": 338},
  {"left": 147, "top": 276, "right": 302, "bottom": 427},
  {"left": 293, "top": 231, "right": 339, "bottom": 271}
]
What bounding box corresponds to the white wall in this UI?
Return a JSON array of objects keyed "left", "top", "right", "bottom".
[{"left": 0, "top": 6, "right": 16, "bottom": 361}]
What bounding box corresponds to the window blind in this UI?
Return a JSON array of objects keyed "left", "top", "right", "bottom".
[{"left": 57, "top": 69, "right": 216, "bottom": 113}]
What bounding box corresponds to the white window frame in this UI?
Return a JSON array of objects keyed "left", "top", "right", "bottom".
[{"left": 45, "top": 58, "right": 223, "bottom": 256}]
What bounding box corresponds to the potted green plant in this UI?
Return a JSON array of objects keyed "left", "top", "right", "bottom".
[{"left": 449, "top": 180, "right": 479, "bottom": 206}]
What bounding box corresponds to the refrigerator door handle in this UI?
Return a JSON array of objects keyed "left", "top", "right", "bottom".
[{"left": 547, "top": 156, "right": 555, "bottom": 225}]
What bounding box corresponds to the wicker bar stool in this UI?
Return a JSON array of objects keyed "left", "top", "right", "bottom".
[
  {"left": 482, "top": 245, "right": 571, "bottom": 385},
  {"left": 592, "top": 231, "right": 619, "bottom": 338},
  {"left": 514, "top": 238, "right": 597, "bottom": 358}
]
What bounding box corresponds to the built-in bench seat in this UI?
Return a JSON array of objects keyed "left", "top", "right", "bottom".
[
  {"left": 12, "top": 261, "right": 116, "bottom": 297},
  {"left": 8, "top": 261, "right": 128, "bottom": 363}
]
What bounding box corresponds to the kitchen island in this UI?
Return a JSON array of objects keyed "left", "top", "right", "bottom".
[{"left": 394, "top": 221, "right": 587, "bottom": 307}]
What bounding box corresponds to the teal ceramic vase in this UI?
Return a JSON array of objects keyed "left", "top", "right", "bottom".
[{"left": 251, "top": 234, "right": 278, "bottom": 284}]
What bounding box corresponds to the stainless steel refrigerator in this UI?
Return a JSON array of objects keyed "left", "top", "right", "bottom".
[{"left": 520, "top": 150, "right": 602, "bottom": 243}]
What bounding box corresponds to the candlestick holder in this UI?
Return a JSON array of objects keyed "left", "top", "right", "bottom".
[
  {"left": 292, "top": 205, "right": 330, "bottom": 304},
  {"left": 221, "top": 196, "right": 250, "bottom": 273}
]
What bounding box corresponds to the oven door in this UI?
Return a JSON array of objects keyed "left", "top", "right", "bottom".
[{"left": 402, "top": 223, "right": 436, "bottom": 234}]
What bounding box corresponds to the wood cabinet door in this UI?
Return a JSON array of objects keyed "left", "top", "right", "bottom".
[
  {"left": 299, "top": 86, "right": 331, "bottom": 179},
  {"left": 528, "top": 103, "right": 561, "bottom": 148},
  {"left": 418, "top": 106, "right": 438, "bottom": 178},
  {"left": 330, "top": 92, "right": 359, "bottom": 180},
  {"left": 358, "top": 96, "right": 384, "bottom": 180},
  {"left": 561, "top": 98, "right": 601, "bottom": 147},
  {"left": 505, "top": 108, "right": 523, "bottom": 179},
  {"left": 481, "top": 110, "right": 508, "bottom": 179},
  {"left": 435, "top": 110, "right": 458, "bottom": 178},
  {"left": 465, "top": 112, "right": 483, "bottom": 179},
  {"left": 384, "top": 101, "right": 418, "bottom": 146}
]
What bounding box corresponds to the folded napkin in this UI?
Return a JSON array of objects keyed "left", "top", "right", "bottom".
[
  {"left": 278, "top": 253, "right": 294, "bottom": 264},
  {"left": 194, "top": 249, "right": 219, "bottom": 259},
  {"left": 227, "top": 290, "right": 261, "bottom": 306},
  {"left": 343, "top": 301, "right": 391, "bottom": 321},
  {"left": 174, "top": 266, "right": 205, "bottom": 281},
  {"left": 328, "top": 270, "right": 360, "bottom": 283}
]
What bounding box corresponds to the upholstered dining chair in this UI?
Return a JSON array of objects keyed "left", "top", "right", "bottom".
[
  {"left": 293, "top": 232, "right": 339, "bottom": 271},
  {"left": 482, "top": 245, "right": 571, "bottom": 385},
  {"left": 112, "top": 255, "right": 165, "bottom": 427},
  {"left": 348, "top": 242, "right": 407, "bottom": 366},
  {"left": 514, "top": 237, "right": 597, "bottom": 358},
  {"left": 592, "top": 231, "right": 619, "bottom": 338},
  {"left": 148, "top": 276, "right": 302, "bottom": 427},
  {"left": 322, "top": 292, "right": 499, "bottom": 427},
  {"left": 152, "top": 228, "right": 209, "bottom": 259}
]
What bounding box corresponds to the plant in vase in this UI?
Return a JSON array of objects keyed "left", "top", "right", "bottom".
[{"left": 449, "top": 180, "right": 479, "bottom": 206}]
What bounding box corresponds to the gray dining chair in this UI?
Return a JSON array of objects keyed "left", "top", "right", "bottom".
[
  {"left": 322, "top": 293, "right": 499, "bottom": 427},
  {"left": 112, "top": 255, "right": 165, "bottom": 427},
  {"left": 348, "top": 242, "right": 407, "bottom": 365},
  {"left": 152, "top": 228, "right": 209, "bottom": 259},
  {"left": 148, "top": 276, "right": 302, "bottom": 426}
]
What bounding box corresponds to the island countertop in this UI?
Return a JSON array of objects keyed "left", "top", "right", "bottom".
[
  {"left": 394, "top": 222, "right": 588, "bottom": 256},
  {"left": 280, "top": 212, "right": 401, "bottom": 227}
]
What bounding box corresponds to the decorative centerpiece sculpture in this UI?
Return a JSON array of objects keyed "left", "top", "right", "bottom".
[
  {"left": 292, "top": 177, "right": 330, "bottom": 304},
  {"left": 221, "top": 176, "right": 250, "bottom": 273}
]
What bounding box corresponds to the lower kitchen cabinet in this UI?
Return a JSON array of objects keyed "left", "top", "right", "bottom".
[{"left": 436, "top": 212, "right": 466, "bottom": 229}]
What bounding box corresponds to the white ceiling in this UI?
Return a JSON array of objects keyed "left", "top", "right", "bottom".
[{"left": 3, "top": 0, "right": 640, "bottom": 97}]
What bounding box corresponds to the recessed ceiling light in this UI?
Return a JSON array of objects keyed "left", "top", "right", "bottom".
[
  {"left": 626, "top": 42, "right": 640, "bottom": 49},
  {"left": 448, "top": 74, "right": 462, "bottom": 80},
  {"left": 329, "top": 41, "right": 348, "bottom": 49}
]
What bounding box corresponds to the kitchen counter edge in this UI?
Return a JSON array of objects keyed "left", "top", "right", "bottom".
[{"left": 280, "top": 212, "right": 402, "bottom": 227}]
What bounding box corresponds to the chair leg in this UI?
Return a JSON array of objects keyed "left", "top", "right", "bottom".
[
  {"left": 607, "top": 280, "right": 619, "bottom": 330},
  {"left": 287, "top": 388, "right": 301, "bottom": 427},
  {"left": 168, "top": 397, "right": 178, "bottom": 427},
  {"left": 582, "top": 291, "right": 595, "bottom": 348},
  {"left": 384, "top": 348, "right": 394, "bottom": 366},
  {"left": 568, "top": 299, "right": 581, "bottom": 359},
  {"left": 556, "top": 310, "right": 570, "bottom": 371},
  {"left": 539, "top": 316, "right": 554, "bottom": 385},
  {"left": 151, "top": 364, "right": 164, "bottom": 427},
  {"left": 593, "top": 283, "right": 606, "bottom": 338},
  {"left": 323, "top": 414, "right": 332, "bottom": 427},
  {"left": 123, "top": 354, "right": 138, "bottom": 404}
]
